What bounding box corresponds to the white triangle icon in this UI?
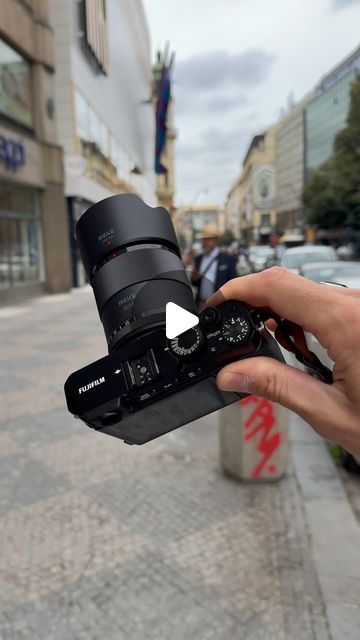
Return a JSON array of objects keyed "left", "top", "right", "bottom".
[{"left": 165, "top": 302, "right": 199, "bottom": 339}]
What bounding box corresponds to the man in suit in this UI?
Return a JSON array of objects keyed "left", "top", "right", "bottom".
[{"left": 191, "top": 224, "right": 237, "bottom": 308}]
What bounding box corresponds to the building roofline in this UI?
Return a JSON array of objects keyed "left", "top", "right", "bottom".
[{"left": 315, "top": 43, "right": 360, "bottom": 95}]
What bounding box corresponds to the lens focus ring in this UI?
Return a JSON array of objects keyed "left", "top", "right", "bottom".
[{"left": 92, "top": 247, "right": 189, "bottom": 315}]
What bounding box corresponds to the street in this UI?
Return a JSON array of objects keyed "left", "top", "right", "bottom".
[{"left": 0, "top": 287, "right": 359, "bottom": 640}]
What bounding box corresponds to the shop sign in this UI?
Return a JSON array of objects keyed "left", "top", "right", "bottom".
[
  {"left": 0, "top": 134, "right": 26, "bottom": 172},
  {"left": 316, "top": 51, "right": 360, "bottom": 96}
]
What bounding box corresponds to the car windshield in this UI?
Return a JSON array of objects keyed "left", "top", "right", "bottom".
[
  {"left": 303, "top": 264, "right": 360, "bottom": 282},
  {"left": 283, "top": 251, "right": 334, "bottom": 269}
]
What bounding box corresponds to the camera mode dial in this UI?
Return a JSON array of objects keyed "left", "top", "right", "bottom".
[
  {"left": 221, "top": 316, "right": 251, "bottom": 345},
  {"left": 169, "top": 326, "right": 204, "bottom": 359}
]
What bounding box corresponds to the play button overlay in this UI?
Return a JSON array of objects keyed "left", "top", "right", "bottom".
[{"left": 165, "top": 302, "right": 199, "bottom": 339}]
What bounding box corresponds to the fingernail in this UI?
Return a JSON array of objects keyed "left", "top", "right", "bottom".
[{"left": 218, "top": 372, "right": 252, "bottom": 393}]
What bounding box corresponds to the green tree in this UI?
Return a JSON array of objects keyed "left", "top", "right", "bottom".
[
  {"left": 303, "top": 160, "right": 344, "bottom": 228},
  {"left": 220, "top": 229, "right": 235, "bottom": 246},
  {"left": 303, "top": 74, "right": 360, "bottom": 229},
  {"left": 331, "top": 74, "right": 360, "bottom": 227}
]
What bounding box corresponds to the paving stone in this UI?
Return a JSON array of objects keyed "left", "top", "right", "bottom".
[
  {"left": 0, "top": 287, "right": 342, "bottom": 639},
  {"left": 0, "top": 454, "right": 71, "bottom": 512},
  {"left": 3, "top": 409, "right": 84, "bottom": 446}
]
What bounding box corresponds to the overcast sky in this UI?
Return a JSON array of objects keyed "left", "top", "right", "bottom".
[{"left": 143, "top": 0, "right": 360, "bottom": 207}]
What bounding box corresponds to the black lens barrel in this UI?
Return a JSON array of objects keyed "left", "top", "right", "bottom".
[
  {"left": 76, "top": 194, "right": 197, "bottom": 352},
  {"left": 92, "top": 246, "right": 189, "bottom": 315}
]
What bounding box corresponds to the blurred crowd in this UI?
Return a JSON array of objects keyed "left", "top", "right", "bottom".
[{"left": 182, "top": 227, "right": 360, "bottom": 295}]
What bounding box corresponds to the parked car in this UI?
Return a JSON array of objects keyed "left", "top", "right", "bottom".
[
  {"left": 236, "top": 252, "right": 253, "bottom": 276},
  {"left": 336, "top": 243, "right": 355, "bottom": 260},
  {"left": 301, "top": 260, "right": 360, "bottom": 474},
  {"left": 281, "top": 245, "right": 337, "bottom": 273},
  {"left": 248, "top": 245, "right": 275, "bottom": 272},
  {"left": 299, "top": 261, "right": 360, "bottom": 288}
]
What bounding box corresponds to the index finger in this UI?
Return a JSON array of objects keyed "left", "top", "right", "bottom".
[{"left": 206, "top": 267, "right": 342, "bottom": 336}]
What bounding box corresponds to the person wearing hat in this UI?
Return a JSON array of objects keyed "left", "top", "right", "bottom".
[{"left": 191, "top": 224, "right": 237, "bottom": 308}]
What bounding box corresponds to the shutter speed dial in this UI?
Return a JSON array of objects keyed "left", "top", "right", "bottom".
[
  {"left": 222, "top": 316, "right": 251, "bottom": 345},
  {"left": 169, "top": 326, "right": 204, "bottom": 359}
]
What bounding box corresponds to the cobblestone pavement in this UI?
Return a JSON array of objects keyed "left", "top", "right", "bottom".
[{"left": 0, "top": 289, "right": 332, "bottom": 640}]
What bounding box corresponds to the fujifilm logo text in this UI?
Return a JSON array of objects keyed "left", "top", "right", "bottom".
[{"left": 79, "top": 377, "right": 105, "bottom": 394}]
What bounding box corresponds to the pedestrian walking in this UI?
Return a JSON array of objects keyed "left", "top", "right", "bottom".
[{"left": 191, "top": 224, "right": 237, "bottom": 309}]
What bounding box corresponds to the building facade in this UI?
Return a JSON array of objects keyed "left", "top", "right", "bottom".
[
  {"left": 237, "top": 124, "right": 279, "bottom": 244},
  {"left": 50, "top": 0, "right": 156, "bottom": 286},
  {"left": 275, "top": 94, "right": 313, "bottom": 232},
  {"left": 224, "top": 177, "right": 242, "bottom": 238},
  {"left": 176, "top": 204, "right": 224, "bottom": 248},
  {"left": 0, "top": 0, "right": 72, "bottom": 303},
  {"left": 305, "top": 44, "right": 360, "bottom": 180}
]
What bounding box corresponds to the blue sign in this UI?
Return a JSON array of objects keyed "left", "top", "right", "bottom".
[{"left": 0, "top": 135, "right": 26, "bottom": 172}]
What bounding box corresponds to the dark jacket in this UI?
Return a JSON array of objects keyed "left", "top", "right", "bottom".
[{"left": 194, "top": 251, "right": 237, "bottom": 295}]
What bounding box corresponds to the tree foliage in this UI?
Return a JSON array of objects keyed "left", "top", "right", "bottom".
[
  {"left": 220, "top": 228, "right": 235, "bottom": 246},
  {"left": 303, "top": 74, "right": 360, "bottom": 229}
]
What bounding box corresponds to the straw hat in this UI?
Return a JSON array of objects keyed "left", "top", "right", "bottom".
[{"left": 200, "top": 224, "right": 220, "bottom": 239}]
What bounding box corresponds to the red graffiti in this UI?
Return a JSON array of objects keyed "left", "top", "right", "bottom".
[{"left": 240, "top": 396, "right": 282, "bottom": 478}]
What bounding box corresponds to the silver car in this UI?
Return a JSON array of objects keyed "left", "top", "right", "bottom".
[
  {"left": 248, "top": 245, "right": 275, "bottom": 272},
  {"left": 299, "top": 260, "right": 360, "bottom": 288},
  {"left": 281, "top": 245, "right": 337, "bottom": 273}
]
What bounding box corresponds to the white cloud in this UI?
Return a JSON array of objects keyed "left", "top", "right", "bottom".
[{"left": 144, "top": 0, "right": 360, "bottom": 205}]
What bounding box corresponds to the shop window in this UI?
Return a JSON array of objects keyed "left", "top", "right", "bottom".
[{"left": 0, "top": 185, "right": 42, "bottom": 289}]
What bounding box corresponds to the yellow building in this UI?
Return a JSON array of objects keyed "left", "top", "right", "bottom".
[{"left": 237, "top": 124, "right": 279, "bottom": 244}]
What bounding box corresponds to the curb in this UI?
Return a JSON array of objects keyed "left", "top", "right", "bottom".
[{"left": 290, "top": 415, "right": 360, "bottom": 639}]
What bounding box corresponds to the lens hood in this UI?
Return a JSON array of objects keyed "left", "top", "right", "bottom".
[{"left": 76, "top": 194, "right": 180, "bottom": 279}]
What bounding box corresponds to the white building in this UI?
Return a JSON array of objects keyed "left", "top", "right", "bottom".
[
  {"left": 275, "top": 94, "right": 313, "bottom": 231},
  {"left": 50, "top": 0, "right": 156, "bottom": 285}
]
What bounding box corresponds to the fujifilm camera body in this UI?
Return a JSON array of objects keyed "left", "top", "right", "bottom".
[{"left": 64, "top": 194, "right": 284, "bottom": 445}]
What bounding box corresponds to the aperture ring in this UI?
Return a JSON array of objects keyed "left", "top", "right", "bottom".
[
  {"left": 92, "top": 247, "right": 189, "bottom": 314},
  {"left": 107, "top": 308, "right": 165, "bottom": 348}
]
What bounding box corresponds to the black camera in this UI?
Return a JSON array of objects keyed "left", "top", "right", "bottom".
[{"left": 64, "top": 194, "right": 284, "bottom": 445}]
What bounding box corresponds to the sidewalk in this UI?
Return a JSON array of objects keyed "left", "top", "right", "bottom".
[{"left": 0, "top": 288, "right": 359, "bottom": 639}]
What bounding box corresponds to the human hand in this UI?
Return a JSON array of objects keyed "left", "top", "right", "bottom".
[{"left": 207, "top": 267, "right": 360, "bottom": 459}]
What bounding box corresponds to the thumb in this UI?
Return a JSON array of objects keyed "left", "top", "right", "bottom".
[{"left": 217, "top": 356, "right": 328, "bottom": 418}]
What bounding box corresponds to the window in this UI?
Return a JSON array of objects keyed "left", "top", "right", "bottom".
[
  {"left": 80, "top": 0, "right": 109, "bottom": 75},
  {"left": 0, "top": 185, "right": 42, "bottom": 289},
  {"left": 75, "top": 89, "right": 89, "bottom": 141},
  {"left": 74, "top": 88, "right": 109, "bottom": 158},
  {"left": 0, "top": 39, "right": 32, "bottom": 127}
]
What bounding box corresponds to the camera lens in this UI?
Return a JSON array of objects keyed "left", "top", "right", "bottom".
[{"left": 76, "top": 194, "right": 197, "bottom": 352}]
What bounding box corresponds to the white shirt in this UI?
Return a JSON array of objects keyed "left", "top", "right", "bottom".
[{"left": 199, "top": 247, "right": 220, "bottom": 301}]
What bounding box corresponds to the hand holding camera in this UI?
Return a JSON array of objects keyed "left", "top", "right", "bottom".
[{"left": 64, "top": 195, "right": 331, "bottom": 445}]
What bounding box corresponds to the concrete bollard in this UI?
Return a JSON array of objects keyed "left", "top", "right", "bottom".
[{"left": 219, "top": 396, "right": 289, "bottom": 481}]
